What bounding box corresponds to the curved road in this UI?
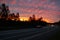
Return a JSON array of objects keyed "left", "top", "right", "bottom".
[{"left": 0, "top": 26, "right": 60, "bottom": 40}]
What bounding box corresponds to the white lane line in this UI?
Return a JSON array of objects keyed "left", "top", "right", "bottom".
[
  {"left": 19, "top": 28, "right": 57, "bottom": 40},
  {"left": 0, "top": 27, "right": 47, "bottom": 35},
  {"left": 0, "top": 29, "right": 37, "bottom": 35},
  {"left": 0, "top": 26, "right": 58, "bottom": 39},
  {"left": 3, "top": 31, "right": 41, "bottom": 39}
]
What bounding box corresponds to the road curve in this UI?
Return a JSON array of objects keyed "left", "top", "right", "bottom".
[{"left": 0, "top": 26, "right": 60, "bottom": 40}]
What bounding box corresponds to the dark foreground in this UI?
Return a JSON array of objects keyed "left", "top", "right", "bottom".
[{"left": 0, "top": 26, "right": 60, "bottom": 40}]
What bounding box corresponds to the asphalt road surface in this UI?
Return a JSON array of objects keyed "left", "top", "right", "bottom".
[{"left": 0, "top": 26, "right": 60, "bottom": 40}]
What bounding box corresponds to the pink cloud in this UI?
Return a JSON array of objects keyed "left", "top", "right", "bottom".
[
  {"left": 0, "top": 0, "right": 60, "bottom": 22},
  {"left": 0, "top": 0, "right": 7, "bottom": 4},
  {"left": 10, "top": 0, "right": 16, "bottom": 5}
]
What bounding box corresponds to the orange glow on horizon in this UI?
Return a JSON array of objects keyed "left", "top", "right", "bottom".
[
  {"left": 42, "top": 18, "right": 51, "bottom": 23},
  {"left": 19, "top": 17, "right": 29, "bottom": 21},
  {"left": 19, "top": 17, "right": 53, "bottom": 23}
]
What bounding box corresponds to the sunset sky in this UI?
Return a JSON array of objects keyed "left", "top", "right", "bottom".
[{"left": 0, "top": 0, "right": 60, "bottom": 23}]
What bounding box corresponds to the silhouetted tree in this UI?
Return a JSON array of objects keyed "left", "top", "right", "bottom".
[
  {"left": 0, "top": 7, "right": 2, "bottom": 13},
  {"left": 32, "top": 14, "right": 36, "bottom": 21},
  {"left": 1, "top": 3, "right": 10, "bottom": 20},
  {"left": 6, "top": 6, "right": 10, "bottom": 14},
  {"left": 15, "top": 12, "right": 20, "bottom": 21},
  {"left": 29, "top": 16, "right": 32, "bottom": 21},
  {"left": 38, "top": 17, "right": 43, "bottom": 21}
]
